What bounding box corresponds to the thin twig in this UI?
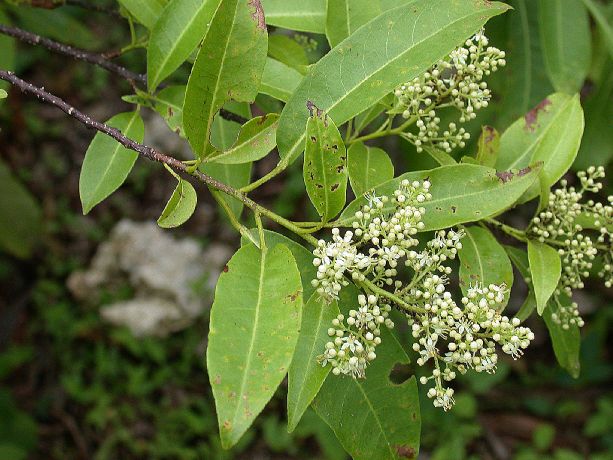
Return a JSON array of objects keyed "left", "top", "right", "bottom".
[
  {"left": 0, "top": 24, "right": 146, "bottom": 84},
  {"left": 0, "top": 24, "right": 250, "bottom": 125},
  {"left": 27, "top": 0, "right": 121, "bottom": 17},
  {"left": 0, "top": 70, "right": 312, "bottom": 244}
]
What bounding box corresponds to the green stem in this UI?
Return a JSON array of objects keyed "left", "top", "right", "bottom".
[
  {"left": 357, "top": 278, "right": 425, "bottom": 315},
  {"left": 239, "top": 161, "right": 287, "bottom": 193},
  {"left": 211, "top": 190, "right": 259, "bottom": 248}
]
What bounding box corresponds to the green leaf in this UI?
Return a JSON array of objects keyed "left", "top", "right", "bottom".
[
  {"left": 325, "top": 0, "right": 381, "bottom": 48},
  {"left": 0, "top": 90, "right": 6, "bottom": 99},
  {"left": 207, "top": 243, "right": 303, "bottom": 448},
  {"left": 241, "top": 229, "right": 317, "bottom": 301},
  {"left": 208, "top": 114, "right": 279, "bottom": 164},
  {"left": 153, "top": 85, "right": 186, "bottom": 137},
  {"left": 495, "top": 93, "right": 584, "bottom": 202},
  {"left": 539, "top": 0, "right": 591, "bottom": 94},
  {"left": 268, "top": 34, "right": 309, "bottom": 70},
  {"left": 347, "top": 142, "right": 394, "bottom": 196},
  {"left": 276, "top": 0, "right": 511, "bottom": 165},
  {"left": 458, "top": 226, "right": 513, "bottom": 305},
  {"left": 183, "top": 0, "right": 268, "bottom": 159},
  {"left": 157, "top": 171, "right": 197, "bottom": 228},
  {"left": 496, "top": 0, "right": 554, "bottom": 129},
  {"left": 287, "top": 293, "right": 339, "bottom": 433},
  {"left": 261, "top": 0, "right": 326, "bottom": 33},
  {"left": 147, "top": 0, "right": 221, "bottom": 90},
  {"left": 338, "top": 163, "right": 542, "bottom": 230},
  {"left": 0, "top": 159, "right": 42, "bottom": 258},
  {"left": 312, "top": 328, "right": 420, "bottom": 460},
  {"left": 582, "top": 0, "right": 613, "bottom": 59},
  {"left": 79, "top": 111, "right": 145, "bottom": 214},
  {"left": 527, "top": 240, "right": 561, "bottom": 315},
  {"left": 505, "top": 246, "right": 536, "bottom": 321},
  {"left": 201, "top": 116, "right": 252, "bottom": 218},
  {"left": 303, "top": 109, "right": 348, "bottom": 222},
  {"left": 117, "top": 0, "right": 166, "bottom": 29},
  {"left": 260, "top": 58, "right": 303, "bottom": 103},
  {"left": 475, "top": 126, "right": 500, "bottom": 168},
  {"left": 543, "top": 295, "right": 581, "bottom": 378},
  {"left": 422, "top": 145, "right": 457, "bottom": 166}
]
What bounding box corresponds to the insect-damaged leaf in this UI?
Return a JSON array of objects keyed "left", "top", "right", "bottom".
[
  {"left": 339, "top": 163, "right": 542, "bottom": 231},
  {"left": 207, "top": 243, "right": 303, "bottom": 448},
  {"left": 475, "top": 126, "right": 500, "bottom": 168},
  {"left": 183, "top": 0, "right": 267, "bottom": 159},
  {"left": 303, "top": 105, "right": 348, "bottom": 222},
  {"left": 527, "top": 240, "right": 561, "bottom": 315},
  {"left": 276, "top": 0, "right": 510, "bottom": 166},
  {"left": 312, "top": 328, "right": 420, "bottom": 460},
  {"left": 79, "top": 111, "right": 144, "bottom": 214},
  {"left": 157, "top": 170, "right": 197, "bottom": 228},
  {"left": 458, "top": 226, "right": 513, "bottom": 307}
]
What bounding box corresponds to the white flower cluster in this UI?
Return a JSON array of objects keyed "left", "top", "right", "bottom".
[
  {"left": 314, "top": 179, "right": 533, "bottom": 410},
  {"left": 530, "top": 167, "right": 612, "bottom": 328},
  {"left": 319, "top": 294, "right": 394, "bottom": 378},
  {"left": 391, "top": 30, "right": 505, "bottom": 153}
]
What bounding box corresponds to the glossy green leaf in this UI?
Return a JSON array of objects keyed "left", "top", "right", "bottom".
[
  {"left": 261, "top": 0, "right": 326, "bottom": 33},
  {"left": 79, "top": 112, "right": 145, "bottom": 214},
  {"left": 183, "top": 0, "right": 268, "bottom": 158},
  {"left": 312, "top": 328, "right": 420, "bottom": 460},
  {"left": 304, "top": 110, "right": 348, "bottom": 222},
  {"left": 496, "top": 0, "right": 554, "bottom": 129},
  {"left": 339, "top": 163, "right": 542, "bottom": 230},
  {"left": 539, "top": 0, "right": 591, "bottom": 94},
  {"left": 505, "top": 245, "right": 538, "bottom": 323},
  {"left": 347, "top": 142, "right": 394, "bottom": 196},
  {"left": 201, "top": 115, "right": 252, "bottom": 218},
  {"left": 260, "top": 58, "right": 303, "bottom": 103},
  {"left": 459, "top": 226, "right": 513, "bottom": 305},
  {"left": 423, "top": 146, "right": 457, "bottom": 166},
  {"left": 153, "top": 85, "right": 186, "bottom": 137},
  {"left": 157, "top": 171, "right": 197, "bottom": 228},
  {"left": 118, "top": 0, "right": 166, "bottom": 29},
  {"left": 496, "top": 93, "right": 584, "bottom": 201},
  {"left": 147, "top": 0, "right": 221, "bottom": 90},
  {"left": 276, "top": 0, "right": 511, "bottom": 165},
  {"left": 208, "top": 114, "right": 279, "bottom": 164},
  {"left": 207, "top": 243, "right": 303, "bottom": 448},
  {"left": 0, "top": 159, "right": 42, "bottom": 258},
  {"left": 268, "top": 34, "right": 309, "bottom": 70},
  {"left": 325, "top": 0, "right": 381, "bottom": 48},
  {"left": 241, "top": 229, "right": 317, "bottom": 301},
  {"left": 475, "top": 126, "right": 500, "bottom": 168},
  {"left": 543, "top": 295, "right": 581, "bottom": 378},
  {"left": 287, "top": 293, "right": 339, "bottom": 433},
  {"left": 527, "top": 240, "right": 561, "bottom": 315}
]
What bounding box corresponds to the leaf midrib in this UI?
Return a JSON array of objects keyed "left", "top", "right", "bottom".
[
  {"left": 282, "top": 3, "right": 507, "bottom": 159},
  {"left": 464, "top": 228, "right": 485, "bottom": 284},
  {"left": 352, "top": 380, "right": 396, "bottom": 458}
]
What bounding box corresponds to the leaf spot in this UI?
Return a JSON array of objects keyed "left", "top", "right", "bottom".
[{"left": 524, "top": 98, "right": 552, "bottom": 131}]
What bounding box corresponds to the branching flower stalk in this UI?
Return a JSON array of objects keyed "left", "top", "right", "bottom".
[
  {"left": 313, "top": 180, "right": 533, "bottom": 410},
  {"left": 529, "top": 167, "right": 612, "bottom": 328}
]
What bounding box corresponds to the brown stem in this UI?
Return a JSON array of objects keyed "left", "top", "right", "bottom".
[
  {"left": 26, "top": 0, "right": 121, "bottom": 17},
  {"left": 0, "top": 25, "right": 250, "bottom": 125}
]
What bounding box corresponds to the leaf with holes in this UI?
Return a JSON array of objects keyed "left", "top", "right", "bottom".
[
  {"left": 303, "top": 108, "right": 348, "bottom": 222},
  {"left": 312, "top": 328, "right": 420, "bottom": 460},
  {"left": 183, "top": 0, "right": 268, "bottom": 159},
  {"left": 338, "top": 163, "right": 542, "bottom": 230},
  {"left": 347, "top": 142, "right": 394, "bottom": 197},
  {"left": 79, "top": 111, "right": 145, "bottom": 214},
  {"left": 207, "top": 243, "right": 303, "bottom": 448},
  {"left": 539, "top": 0, "right": 591, "bottom": 94},
  {"left": 527, "top": 240, "right": 561, "bottom": 315},
  {"left": 326, "top": 0, "right": 381, "bottom": 48},
  {"left": 157, "top": 170, "right": 197, "bottom": 228},
  {"left": 475, "top": 126, "right": 500, "bottom": 168},
  {"left": 495, "top": 93, "right": 584, "bottom": 202},
  {"left": 276, "top": 0, "right": 510, "bottom": 165},
  {"left": 459, "top": 226, "right": 513, "bottom": 305},
  {"left": 147, "top": 0, "right": 222, "bottom": 90},
  {"left": 208, "top": 114, "right": 279, "bottom": 164}
]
